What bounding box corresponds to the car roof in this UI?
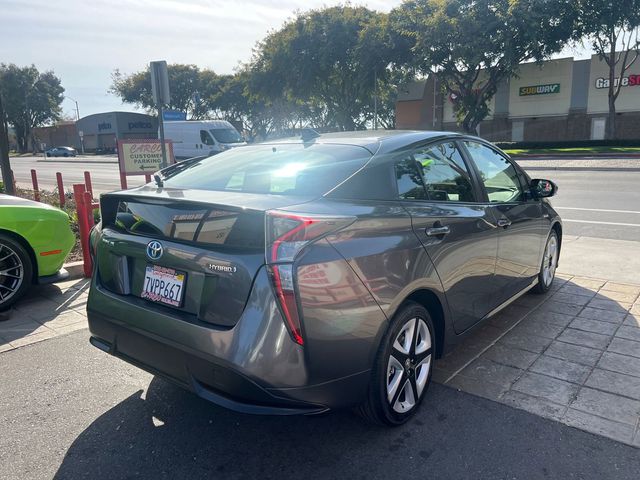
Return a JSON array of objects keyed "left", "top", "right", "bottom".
[{"left": 261, "top": 130, "right": 467, "bottom": 154}]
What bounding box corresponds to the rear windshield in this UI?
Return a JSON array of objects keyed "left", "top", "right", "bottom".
[
  {"left": 211, "top": 128, "right": 243, "bottom": 144},
  {"left": 163, "top": 143, "right": 371, "bottom": 196}
]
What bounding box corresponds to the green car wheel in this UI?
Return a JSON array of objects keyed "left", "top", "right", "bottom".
[{"left": 0, "top": 233, "right": 33, "bottom": 310}]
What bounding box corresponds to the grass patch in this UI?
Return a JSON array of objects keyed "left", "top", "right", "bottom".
[{"left": 504, "top": 146, "right": 640, "bottom": 155}]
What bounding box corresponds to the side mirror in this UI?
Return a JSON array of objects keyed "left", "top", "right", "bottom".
[{"left": 530, "top": 178, "right": 557, "bottom": 198}]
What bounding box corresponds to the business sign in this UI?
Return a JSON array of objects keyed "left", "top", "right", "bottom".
[
  {"left": 163, "top": 110, "right": 187, "bottom": 121},
  {"left": 519, "top": 83, "right": 561, "bottom": 96},
  {"left": 595, "top": 74, "right": 640, "bottom": 89},
  {"left": 117, "top": 139, "right": 175, "bottom": 176}
]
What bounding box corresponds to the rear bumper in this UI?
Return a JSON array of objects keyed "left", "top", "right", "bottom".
[{"left": 86, "top": 268, "right": 372, "bottom": 414}]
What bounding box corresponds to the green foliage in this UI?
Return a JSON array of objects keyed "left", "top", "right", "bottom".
[
  {"left": 110, "top": 64, "right": 223, "bottom": 119},
  {"left": 391, "top": 0, "right": 576, "bottom": 133},
  {"left": 0, "top": 64, "right": 64, "bottom": 152},
  {"left": 248, "top": 6, "right": 398, "bottom": 131}
]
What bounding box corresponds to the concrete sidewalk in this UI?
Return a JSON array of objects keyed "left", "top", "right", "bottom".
[{"left": 515, "top": 157, "right": 640, "bottom": 171}]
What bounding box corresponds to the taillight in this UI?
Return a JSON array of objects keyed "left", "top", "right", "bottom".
[{"left": 265, "top": 210, "right": 356, "bottom": 345}]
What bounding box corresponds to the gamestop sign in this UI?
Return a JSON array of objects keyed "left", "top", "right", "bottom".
[
  {"left": 595, "top": 74, "right": 640, "bottom": 89},
  {"left": 117, "top": 140, "right": 175, "bottom": 176}
]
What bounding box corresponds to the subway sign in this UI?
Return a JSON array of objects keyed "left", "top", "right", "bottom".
[
  {"left": 595, "top": 75, "right": 640, "bottom": 89},
  {"left": 519, "top": 83, "right": 561, "bottom": 96}
]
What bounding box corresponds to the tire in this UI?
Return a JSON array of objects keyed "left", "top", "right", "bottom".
[
  {"left": 356, "top": 301, "right": 435, "bottom": 425},
  {"left": 0, "top": 233, "right": 33, "bottom": 312},
  {"left": 532, "top": 230, "right": 559, "bottom": 294}
]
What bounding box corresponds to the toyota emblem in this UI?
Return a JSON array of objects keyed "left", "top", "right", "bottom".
[{"left": 146, "top": 240, "right": 164, "bottom": 261}]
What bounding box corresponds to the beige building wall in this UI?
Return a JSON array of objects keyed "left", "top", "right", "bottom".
[
  {"left": 508, "top": 58, "right": 573, "bottom": 118},
  {"left": 588, "top": 53, "right": 640, "bottom": 113}
]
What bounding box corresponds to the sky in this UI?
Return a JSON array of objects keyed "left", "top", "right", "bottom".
[{"left": 0, "top": 0, "right": 591, "bottom": 119}]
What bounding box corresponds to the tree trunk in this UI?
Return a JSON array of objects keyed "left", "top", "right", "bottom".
[
  {"left": 0, "top": 93, "right": 15, "bottom": 195},
  {"left": 605, "top": 36, "right": 617, "bottom": 140}
]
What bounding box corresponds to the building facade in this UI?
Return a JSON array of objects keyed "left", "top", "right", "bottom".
[
  {"left": 396, "top": 52, "right": 640, "bottom": 142},
  {"left": 75, "top": 112, "right": 157, "bottom": 152}
]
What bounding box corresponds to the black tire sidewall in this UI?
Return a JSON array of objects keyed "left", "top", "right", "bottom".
[
  {"left": 0, "top": 234, "right": 33, "bottom": 311},
  {"left": 373, "top": 302, "right": 435, "bottom": 425}
]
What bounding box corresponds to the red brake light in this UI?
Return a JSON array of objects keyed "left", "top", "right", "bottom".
[{"left": 265, "top": 211, "right": 355, "bottom": 346}]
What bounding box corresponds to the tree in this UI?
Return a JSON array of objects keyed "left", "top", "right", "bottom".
[
  {"left": 249, "top": 6, "right": 394, "bottom": 131},
  {"left": 0, "top": 64, "right": 64, "bottom": 152},
  {"left": 110, "top": 64, "right": 221, "bottom": 119},
  {"left": 391, "top": 0, "right": 576, "bottom": 133},
  {"left": 577, "top": 0, "right": 640, "bottom": 139}
]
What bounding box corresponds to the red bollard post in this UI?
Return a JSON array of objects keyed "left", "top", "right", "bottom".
[
  {"left": 145, "top": 174, "right": 152, "bottom": 183},
  {"left": 119, "top": 172, "right": 128, "bottom": 190},
  {"left": 56, "top": 172, "right": 65, "bottom": 207},
  {"left": 73, "top": 184, "right": 92, "bottom": 278},
  {"left": 30, "top": 169, "right": 40, "bottom": 202},
  {"left": 84, "top": 171, "right": 93, "bottom": 196}
]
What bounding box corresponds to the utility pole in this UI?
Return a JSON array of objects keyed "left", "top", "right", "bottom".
[
  {"left": 373, "top": 69, "right": 378, "bottom": 130},
  {"left": 0, "top": 92, "right": 15, "bottom": 195}
]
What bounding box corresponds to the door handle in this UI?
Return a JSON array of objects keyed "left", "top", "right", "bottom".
[
  {"left": 497, "top": 219, "right": 511, "bottom": 228},
  {"left": 425, "top": 225, "right": 450, "bottom": 236}
]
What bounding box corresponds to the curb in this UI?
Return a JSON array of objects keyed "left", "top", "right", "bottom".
[
  {"left": 511, "top": 153, "right": 640, "bottom": 159},
  {"left": 63, "top": 261, "right": 86, "bottom": 280}
]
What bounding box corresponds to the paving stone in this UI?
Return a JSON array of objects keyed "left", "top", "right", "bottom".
[
  {"left": 458, "top": 357, "right": 523, "bottom": 387},
  {"left": 512, "top": 372, "right": 579, "bottom": 405},
  {"left": 525, "top": 310, "right": 575, "bottom": 328},
  {"left": 563, "top": 409, "right": 635, "bottom": 445},
  {"left": 615, "top": 325, "right": 640, "bottom": 342},
  {"left": 431, "top": 367, "right": 450, "bottom": 384},
  {"left": 596, "top": 290, "right": 639, "bottom": 304},
  {"left": 500, "top": 390, "right": 566, "bottom": 421},
  {"left": 530, "top": 355, "right": 592, "bottom": 384},
  {"left": 544, "top": 341, "right": 602, "bottom": 367},
  {"left": 568, "top": 318, "right": 618, "bottom": 336},
  {"left": 556, "top": 284, "right": 597, "bottom": 298},
  {"left": 510, "top": 320, "right": 564, "bottom": 340},
  {"left": 435, "top": 344, "right": 485, "bottom": 375},
  {"left": 499, "top": 331, "right": 553, "bottom": 354},
  {"left": 557, "top": 328, "right": 612, "bottom": 350},
  {"left": 601, "top": 282, "right": 640, "bottom": 296},
  {"left": 50, "top": 322, "right": 87, "bottom": 335},
  {"left": 624, "top": 313, "right": 640, "bottom": 328},
  {"left": 551, "top": 293, "right": 592, "bottom": 307},
  {"left": 586, "top": 369, "right": 640, "bottom": 401},
  {"left": 0, "top": 342, "right": 15, "bottom": 353},
  {"left": 570, "top": 277, "right": 607, "bottom": 289},
  {"left": 15, "top": 298, "right": 68, "bottom": 322},
  {"left": 607, "top": 337, "right": 640, "bottom": 359},
  {"left": 486, "top": 312, "right": 521, "bottom": 329},
  {"left": 40, "top": 310, "right": 87, "bottom": 329},
  {"left": 447, "top": 374, "right": 508, "bottom": 400},
  {"left": 578, "top": 307, "right": 626, "bottom": 324},
  {"left": 482, "top": 344, "right": 539, "bottom": 370},
  {"left": 0, "top": 323, "right": 55, "bottom": 342},
  {"left": 513, "top": 294, "right": 547, "bottom": 309},
  {"left": 587, "top": 298, "right": 632, "bottom": 314},
  {"left": 631, "top": 304, "right": 640, "bottom": 315},
  {"left": 598, "top": 352, "right": 640, "bottom": 378},
  {"left": 536, "top": 300, "right": 583, "bottom": 317},
  {"left": 570, "top": 387, "right": 640, "bottom": 425}
]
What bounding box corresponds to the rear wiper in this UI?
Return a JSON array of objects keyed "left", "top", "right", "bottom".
[{"left": 154, "top": 156, "right": 206, "bottom": 186}]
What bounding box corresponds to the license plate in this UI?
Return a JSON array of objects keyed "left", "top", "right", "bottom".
[{"left": 141, "top": 265, "right": 186, "bottom": 307}]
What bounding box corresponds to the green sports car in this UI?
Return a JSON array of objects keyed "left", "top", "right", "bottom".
[{"left": 0, "top": 194, "right": 75, "bottom": 310}]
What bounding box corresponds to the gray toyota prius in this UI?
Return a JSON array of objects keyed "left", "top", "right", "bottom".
[{"left": 87, "top": 130, "right": 561, "bottom": 425}]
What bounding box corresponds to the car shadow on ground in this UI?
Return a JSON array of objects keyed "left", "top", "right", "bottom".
[{"left": 52, "top": 376, "right": 640, "bottom": 480}]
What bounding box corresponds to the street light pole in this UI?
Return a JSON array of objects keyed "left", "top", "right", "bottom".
[{"left": 65, "top": 96, "right": 80, "bottom": 121}]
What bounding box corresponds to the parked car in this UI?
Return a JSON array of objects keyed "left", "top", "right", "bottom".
[
  {"left": 87, "top": 130, "right": 561, "bottom": 425},
  {"left": 45, "top": 146, "right": 77, "bottom": 157},
  {"left": 0, "top": 195, "right": 75, "bottom": 310},
  {"left": 163, "top": 120, "right": 246, "bottom": 160}
]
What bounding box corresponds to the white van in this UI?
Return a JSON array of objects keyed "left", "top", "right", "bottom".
[{"left": 162, "top": 120, "right": 246, "bottom": 160}]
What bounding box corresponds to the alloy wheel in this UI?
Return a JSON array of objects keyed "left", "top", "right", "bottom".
[
  {"left": 386, "top": 317, "right": 432, "bottom": 413},
  {"left": 0, "top": 243, "right": 24, "bottom": 305},
  {"left": 542, "top": 235, "right": 558, "bottom": 287}
]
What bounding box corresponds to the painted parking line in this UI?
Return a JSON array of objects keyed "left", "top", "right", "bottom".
[
  {"left": 562, "top": 219, "right": 640, "bottom": 227},
  {"left": 555, "top": 206, "right": 640, "bottom": 215}
]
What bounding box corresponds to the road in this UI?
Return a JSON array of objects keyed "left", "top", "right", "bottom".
[
  {"left": 7, "top": 156, "right": 640, "bottom": 241},
  {"left": 1, "top": 330, "right": 639, "bottom": 480}
]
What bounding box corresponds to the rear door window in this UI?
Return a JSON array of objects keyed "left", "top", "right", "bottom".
[{"left": 395, "top": 142, "right": 476, "bottom": 202}]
